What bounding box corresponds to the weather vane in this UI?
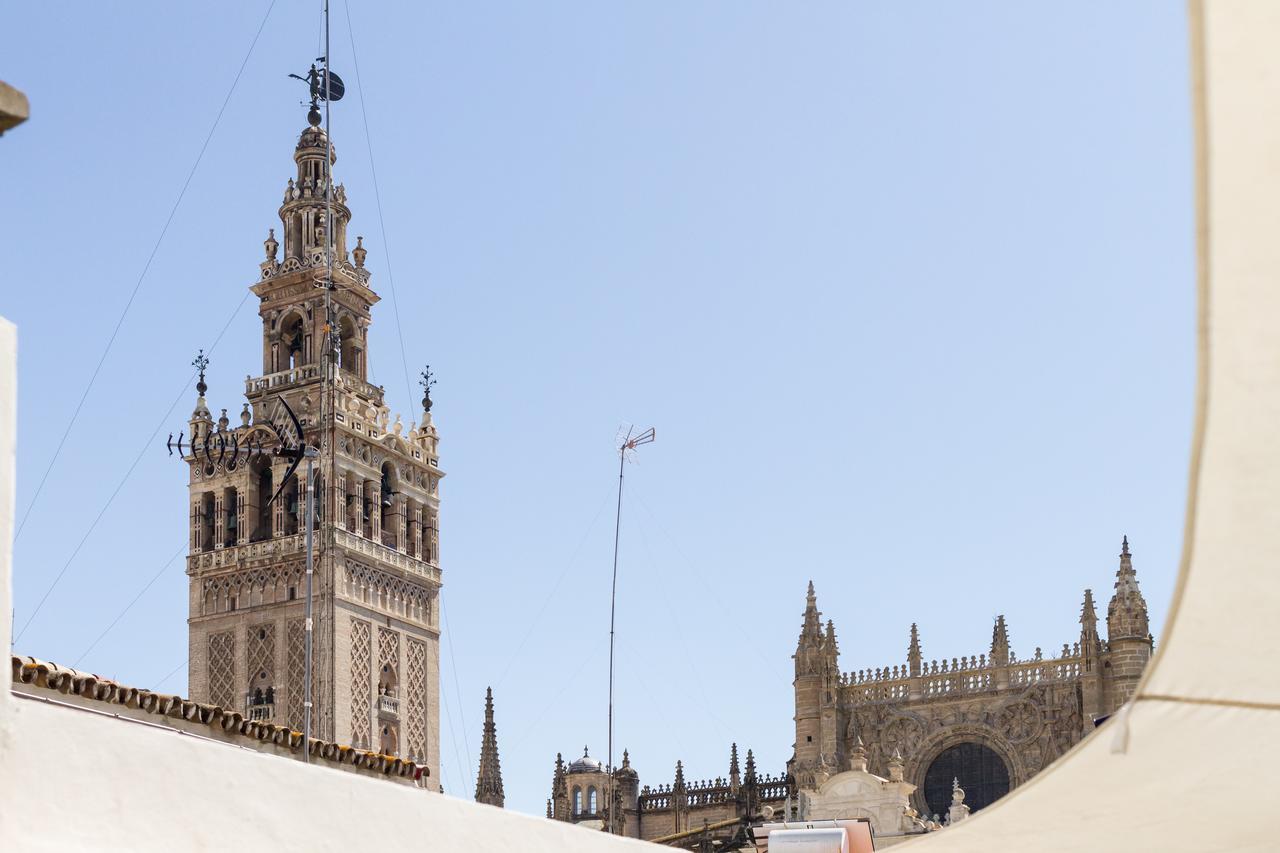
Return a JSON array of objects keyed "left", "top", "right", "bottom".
[
  {"left": 289, "top": 58, "right": 345, "bottom": 126},
  {"left": 192, "top": 349, "right": 209, "bottom": 395},
  {"left": 420, "top": 366, "right": 436, "bottom": 412}
]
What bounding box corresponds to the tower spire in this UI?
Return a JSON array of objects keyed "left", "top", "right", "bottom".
[
  {"left": 908, "top": 623, "right": 923, "bottom": 676},
  {"left": 474, "top": 687, "right": 505, "bottom": 808},
  {"left": 990, "top": 614, "right": 1011, "bottom": 666},
  {"left": 729, "top": 742, "right": 741, "bottom": 792},
  {"left": 1107, "top": 535, "right": 1150, "bottom": 640}
]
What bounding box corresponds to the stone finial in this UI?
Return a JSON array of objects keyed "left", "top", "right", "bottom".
[
  {"left": 264, "top": 227, "right": 279, "bottom": 261},
  {"left": 850, "top": 735, "right": 869, "bottom": 773},
  {"left": 240, "top": 403, "right": 251, "bottom": 427},
  {"left": 888, "top": 748, "right": 905, "bottom": 782},
  {"left": 908, "top": 623, "right": 923, "bottom": 676},
  {"left": 947, "top": 777, "right": 971, "bottom": 824},
  {"left": 546, "top": 799, "right": 552, "bottom": 818},
  {"left": 353, "top": 235, "right": 367, "bottom": 268},
  {"left": 1108, "top": 535, "right": 1150, "bottom": 640},
  {"left": 990, "top": 614, "right": 1010, "bottom": 666},
  {"left": 729, "top": 743, "right": 741, "bottom": 791},
  {"left": 673, "top": 760, "right": 686, "bottom": 792},
  {"left": 217, "top": 408, "right": 229, "bottom": 431}
]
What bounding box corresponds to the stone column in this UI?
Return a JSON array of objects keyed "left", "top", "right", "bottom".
[
  {"left": 191, "top": 496, "right": 204, "bottom": 552},
  {"left": 214, "top": 492, "right": 227, "bottom": 549},
  {"left": 365, "top": 479, "right": 380, "bottom": 541},
  {"left": 336, "top": 470, "right": 347, "bottom": 530},
  {"left": 411, "top": 502, "right": 423, "bottom": 559},
  {"left": 394, "top": 494, "right": 407, "bottom": 552},
  {"left": 236, "top": 490, "right": 247, "bottom": 545},
  {"left": 273, "top": 464, "right": 288, "bottom": 537}
]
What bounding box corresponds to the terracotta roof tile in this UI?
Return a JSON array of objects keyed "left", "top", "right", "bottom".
[{"left": 10, "top": 655, "right": 428, "bottom": 783}]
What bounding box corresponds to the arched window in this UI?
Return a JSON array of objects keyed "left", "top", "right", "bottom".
[
  {"left": 572, "top": 787, "right": 583, "bottom": 816},
  {"left": 281, "top": 313, "right": 305, "bottom": 370},
  {"left": 588, "top": 787, "right": 598, "bottom": 815},
  {"left": 378, "top": 663, "right": 398, "bottom": 698},
  {"left": 251, "top": 458, "right": 273, "bottom": 542},
  {"left": 923, "top": 742, "right": 1010, "bottom": 816},
  {"left": 380, "top": 724, "right": 398, "bottom": 755},
  {"left": 224, "top": 486, "right": 239, "bottom": 546},
  {"left": 199, "top": 493, "right": 215, "bottom": 552},
  {"left": 338, "top": 315, "right": 358, "bottom": 375},
  {"left": 380, "top": 462, "right": 398, "bottom": 548}
]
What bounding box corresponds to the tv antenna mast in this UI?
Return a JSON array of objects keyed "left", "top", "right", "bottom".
[
  {"left": 288, "top": 0, "right": 344, "bottom": 763},
  {"left": 607, "top": 425, "right": 655, "bottom": 834}
]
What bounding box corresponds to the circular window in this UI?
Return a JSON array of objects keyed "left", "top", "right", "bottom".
[{"left": 923, "top": 742, "right": 1010, "bottom": 817}]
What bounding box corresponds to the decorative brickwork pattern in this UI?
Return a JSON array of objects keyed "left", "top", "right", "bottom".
[
  {"left": 378, "top": 627, "right": 399, "bottom": 675},
  {"left": 208, "top": 631, "right": 235, "bottom": 709},
  {"left": 286, "top": 618, "right": 305, "bottom": 729},
  {"left": 350, "top": 618, "right": 372, "bottom": 748},
  {"left": 246, "top": 623, "right": 276, "bottom": 698},
  {"left": 406, "top": 639, "right": 427, "bottom": 763}
]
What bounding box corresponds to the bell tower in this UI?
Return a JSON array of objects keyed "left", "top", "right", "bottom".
[{"left": 183, "top": 105, "right": 444, "bottom": 787}]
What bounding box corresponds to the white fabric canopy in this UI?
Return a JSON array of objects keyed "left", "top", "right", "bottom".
[{"left": 907, "top": 2, "right": 1280, "bottom": 850}]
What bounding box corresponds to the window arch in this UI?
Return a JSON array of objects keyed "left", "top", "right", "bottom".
[
  {"left": 922, "top": 742, "right": 1010, "bottom": 816},
  {"left": 588, "top": 786, "right": 598, "bottom": 815},
  {"left": 280, "top": 312, "right": 305, "bottom": 370},
  {"left": 338, "top": 315, "right": 358, "bottom": 375},
  {"left": 572, "top": 786, "right": 583, "bottom": 816}
]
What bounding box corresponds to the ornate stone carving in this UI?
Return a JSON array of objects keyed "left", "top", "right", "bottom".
[
  {"left": 350, "top": 618, "right": 372, "bottom": 749},
  {"left": 208, "top": 631, "right": 235, "bottom": 709},
  {"left": 406, "top": 639, "right": 427, "bottom": 763}
]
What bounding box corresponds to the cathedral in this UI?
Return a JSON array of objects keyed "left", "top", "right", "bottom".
[
  {"left": 544, "top": 538, "right": 1151, "bottom": 841},
  {"left": 181, "top": 108, "right": 444, "bottom": 783},
  {"left": 791, "top": 537, "right": 1153, "bottom": 820}
]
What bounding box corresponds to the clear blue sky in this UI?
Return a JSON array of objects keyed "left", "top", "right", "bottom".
[{"left": 2, "top": 2, "right": 1193, "bottom": 815}]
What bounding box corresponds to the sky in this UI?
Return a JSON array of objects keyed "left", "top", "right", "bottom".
[{"left": 1, "top": 1, "right": 1194, "bottom": 816}]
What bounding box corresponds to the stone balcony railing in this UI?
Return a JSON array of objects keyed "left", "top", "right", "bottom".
[
  {"left": 246, "top": 364, "right": 323, "bottom": 396},
  {"left": 190, "top": 533, "right": 307, "bottom": 572},
  {"left": 245, "top": 699, "right": 276, "bottom": 722},
  {"left": 191, "top": 529, "right": 440, "bottom": 586},
  {"left": 377, "top": 694, "right": 400, "bottom": 719},
  {"left": 842, "top": 646, "right": 1086, "bottom": 705},
  {"left": 334, "top": 527, "right": 440, "bottom": 585}
]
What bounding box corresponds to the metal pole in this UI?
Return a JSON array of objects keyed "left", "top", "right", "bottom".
[
  {"left": 606, "top": 441, "right": 627, "bottom": 835},
  {"left": 303, "top": 454, "right": 316, "bottom": 762}
]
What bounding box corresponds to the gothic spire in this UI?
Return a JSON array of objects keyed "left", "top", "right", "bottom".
[
  {"left": 474, "top": 687, "right": 505, "bottom": 808},
  {"left": 1107, "top": 536, "right": 1150, "bottom": 641},
  {"left": 729, "top": 743, "right": 741, "bottom": 791},
  {"left": 990, "top": 615, "right": 1010, "bottom": 666},
  {"left": 673, "top": 760, "right": 686, "bottom": 793},
  {"left": 908, "top": 623, "right": 923, "bottom": 676},
  {"left": 744, "top": 749, "right": 758, "bottom": 785},
  {"left": 799, "top": 581, "right": 823, "bottom": 644}
]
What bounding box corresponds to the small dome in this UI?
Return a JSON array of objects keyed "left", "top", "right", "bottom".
[{"left": 569, "top": 746, "right": 601, "bottom": 774}]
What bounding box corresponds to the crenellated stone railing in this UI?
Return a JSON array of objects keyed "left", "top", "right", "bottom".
[
  {"left": 841, "top": 645, "right": 1086, "bottom": 705},
  {"left": 335, "top": 527, "right": 441, "bottom": 585},
  {"left": 246, "top": 364, "right": 323, "bottom": 395},
  {"left": 638, "top": 773, "right": 790, "bottom": 812},
  {"left": 189, "top": 533, "right": 307, "bottom": 572}
]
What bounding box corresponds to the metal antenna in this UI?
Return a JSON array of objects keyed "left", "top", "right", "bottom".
[{"left": 607, "top": 425, "right": 655, "bottom": 834}]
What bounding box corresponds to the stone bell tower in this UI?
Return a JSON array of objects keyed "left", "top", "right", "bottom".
[{"left": 183, "top": 108, "right": 443, "bottom": 786}]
